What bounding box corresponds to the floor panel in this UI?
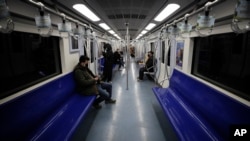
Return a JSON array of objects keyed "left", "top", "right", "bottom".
[{"left": 72, "top": 60, "right": 176, "bottom": 141}]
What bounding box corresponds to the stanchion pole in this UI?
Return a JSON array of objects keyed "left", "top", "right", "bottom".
[{"left": 125, "top": 23, "right": 129, "bottom": 90}]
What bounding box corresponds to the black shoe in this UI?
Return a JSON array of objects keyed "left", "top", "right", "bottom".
[
  {"left": 105, "top": 99, "right": 116, "bottom": 104},
  {"left": 93, "top": 104, "right": 102, "bottom": 109},
  {"left": 137, "top": 77, "right": 143, "bottom": 81}
]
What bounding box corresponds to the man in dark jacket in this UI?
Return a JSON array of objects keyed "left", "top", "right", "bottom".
[
  {"left": 74, "top": 55, "right": 116, "bottom": 109},
  {"left": 137, "top": 51, "right": 154, "bottom": 81}
]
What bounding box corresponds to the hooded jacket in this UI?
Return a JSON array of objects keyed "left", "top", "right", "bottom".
[{"left": 74, "top": 63, "right": 98, "bottom": 95}]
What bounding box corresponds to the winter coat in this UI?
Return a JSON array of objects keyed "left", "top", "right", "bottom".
[
  {"left": 74, "top": 64, "right": 98, "bottom": 95},
  {"left": 145, "top": 56, "right": 154, "bottom": 72}
]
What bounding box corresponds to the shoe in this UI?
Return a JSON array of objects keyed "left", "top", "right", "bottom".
[
  {"left": 93, "top": 104, "right": 102, "bottom": 109},
  {"left": 105, "top": 99, "right": 116, "bottom": 104},
  {"left": 137, "top": 77, "right": 143, "bottom": 81}
]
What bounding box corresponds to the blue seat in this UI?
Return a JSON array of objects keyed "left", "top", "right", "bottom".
[
  {"left": 0, "top": 73, "right": 96, "bottom": 141},
  {"left": 98, "top": 57, "right": 105, "bottom": 72},
  {"left": 152, "top": 69, "right": 250, "bottom": 141},
  {"left": 99, "top": 57, "right": 118, "bottom": 71}
]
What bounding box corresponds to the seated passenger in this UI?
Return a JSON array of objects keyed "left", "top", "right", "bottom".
[
  {"left": 74, "top": 55, "right": 116, "bottom": 109},
  {"left": 113, "top": 49, "right": 121, "bottom": 65},
  {"left": 137, "top": 51, "right": 154, "bottom": 81},
  {"left": 119, "top": 51, "right": 125, "bottom": 70}
]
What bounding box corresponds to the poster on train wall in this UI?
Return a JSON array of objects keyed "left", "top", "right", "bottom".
[{"left": 176, "top": 40, "right": 184, "bottom": 69}]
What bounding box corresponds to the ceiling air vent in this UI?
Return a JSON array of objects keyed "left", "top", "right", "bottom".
[{"left": 108, "top": 14, "right": 146, "bottom": 19}]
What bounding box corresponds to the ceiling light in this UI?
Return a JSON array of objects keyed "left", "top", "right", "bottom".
[
  {"left": 154, "top": 3, "right": 180, "bottom": 22},
  {"left": 145, "top": 23, "right": 156, "bottom": 30},
  {"left": 99, "top": 23, "right": 110, "bottom": 30},
  {"left": 141, "top": 30, "right": 148, "bottom": 34},
  {"left": 73, "top": 4, "right": 100, "bottom": 22},
  {"left": 108, "top": 30, "right": 115, "bottom": 34}
]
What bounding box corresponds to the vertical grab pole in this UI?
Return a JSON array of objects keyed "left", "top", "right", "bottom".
[{"left": 125, "top": 23, "right": 129, "bottom": 90}]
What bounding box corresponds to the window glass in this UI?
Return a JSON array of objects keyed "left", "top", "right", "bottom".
[
  {"left": 162, "top": 40, "right": 165, "bottom": 63},
  {"left": 90, "top": 40, "right": 94, "bottom": 63},
  {"left": 167, "top": 39, "right": 171, "bottom": 66},
  {"left": 150, "top": 42, "right": 154, "bottom": 51},
  {"left": 83, "top": 40, "right": 87, "bottom": 56},
  {"left": 192, "top": 32, "right": 250, "bottom": 100},
  {"left": 0, "top": 31, "right": 61, "bottom": 99},
  {"left": 71, "top": 36, "right": 79, "bottom": 50}
]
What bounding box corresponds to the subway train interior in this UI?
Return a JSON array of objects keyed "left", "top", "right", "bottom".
[{"left": 0, "top": 0, "right": 250, "bottom": 141}]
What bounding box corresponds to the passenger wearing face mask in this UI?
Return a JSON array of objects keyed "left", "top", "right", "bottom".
[
  {"left": 137, "top": 51, "right": 154, "bottom": 81},
  {"left": 74, "top": 55, "right": 116, "bottom": 109}
]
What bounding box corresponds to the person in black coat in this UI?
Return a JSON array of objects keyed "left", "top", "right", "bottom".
[
  {"left": 102, "top": 43, "right": 114, "bottom": 82},
  {"left": 113, "top": 49, "right": 121, "bottom": 65},
  {"left": 137, "top": 51, "right": 154, "bottom": 81}
]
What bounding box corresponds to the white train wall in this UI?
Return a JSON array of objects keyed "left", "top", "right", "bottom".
[
  {"left": 0, "top": 0, "right": 119, "bottom": 104},
  {"left": 134, "top": 0, "right": 250, "bottom": 106},
  {"left": 2, "top": 0, "right": 249, "bottom": 106}
]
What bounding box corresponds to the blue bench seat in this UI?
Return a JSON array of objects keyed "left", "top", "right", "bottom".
[
  {"left": 0, "top": 73, "right": 96, "bottom": 141},
  {"left": 152, "top": 69, "right": 250, "bottom": 141},
  {"left": 98, "top": 57, "right": 119, "bottom": 73}
]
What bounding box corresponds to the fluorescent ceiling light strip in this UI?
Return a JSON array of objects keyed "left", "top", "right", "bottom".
[
  {"left": 73, "top": 4, "right": 100, "bottom": 22},
  {"left": 154, "top": 3, "right": 180, "bottom": 22},
  {"left": 99, "top": 23, "right": 110, "bottom": 30},
  {"left": 145, "top": 23, "right": 156, "bottom": 30},
  {"left": 108, "top": 30, "right": 115, "bottom": 34},
  {"left": 141, "top": 30, "right": 147, "bottom": 34}
]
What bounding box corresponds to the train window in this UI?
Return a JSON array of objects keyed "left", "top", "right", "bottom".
[
  {"left": 161, "top": 40, "right": 165, "bottom": 63},
  {"left": 90, "top": 40, "right": 94, "bottom": 63},
  {"left": 98, "top": 42, "right": 105, "bottom": 58},
  {"left": 167, "top": 40, "right": 171, "bottom": 66},
  {"left": 83, "top": 40, "right": 87, "bottom": 56},
  {"left": 192, "top": 32, "right": 250, "bottom": 100},
  {"left": 71, "top": 36, "right": 79, "bottom": 51},
  {"left": 150, "top": 42, "right": 154, "bottom": 51},
  {"left": 0, "top": 31, "right": 61, "bottom": 99}
]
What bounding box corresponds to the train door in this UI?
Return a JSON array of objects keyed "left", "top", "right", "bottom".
[
  {"left": 79, "top": 36, "right": 86, "bottom": 56},
  {"left": 154, "top": 39, "right": 161, "bottom": 82},
  {"left": 160, "top": 38, "right": 171, "bottom": 87},
  {"left": 91, "top": 38, "right": 99, "bottom": 74},
  {"left": 146, "top": 40, "right": 159, "bottom": 82}
]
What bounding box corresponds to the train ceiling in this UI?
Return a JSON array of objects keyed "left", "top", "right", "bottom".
[{"left": 30, "top": 0, "right": 209, "bottom": 39}]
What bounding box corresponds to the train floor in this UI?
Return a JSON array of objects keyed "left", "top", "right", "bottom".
[{"left": 71, "top": 59, "right": 178, "bottom": 141}]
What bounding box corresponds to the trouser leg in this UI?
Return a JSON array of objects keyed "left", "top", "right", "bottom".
[
  {"left": 93, "top": 96, "right": 104, "bottom": 105},
  {"left": 101, "top": 82, "right": 112, "bottom": 99},
  {"left": 107, "top": 68, "right": 112, "bottom": 82},
  {"left": 139, "top": 67, "right": 145, "bottom": 80},
  {"left": 97, "top": 84, "right": 110, "bottom": 100},
  {"left": 118, "top": 62, "right": 121, "bottom": 69}
]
